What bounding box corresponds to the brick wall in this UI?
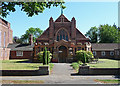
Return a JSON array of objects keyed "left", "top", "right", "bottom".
[
  {"left": 94, "top": 51, "right": 115, "bottom": 59},
  {"left": 0, "top": 18, "right": 13, "bottom": 60},
  {"left": 10, "top": 51, "right": 33, "bottom": 59}
]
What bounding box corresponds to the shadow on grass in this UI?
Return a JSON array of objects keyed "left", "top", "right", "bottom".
[{"left": 15, "top": 59, "right": 32, "bottom": 63}]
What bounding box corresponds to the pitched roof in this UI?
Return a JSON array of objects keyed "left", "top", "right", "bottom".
[
  {"left": 7, "top": 43, "right": 34, "bottom": 51},
  {"left": 76, "top": 28, "right": 89, "bottom": 40},
  {"left": 55, "top": 14, "right": 70, "bottom": 22},
  {"left": 36, "top": 27, "right": 49, "bottom": 40},
  {"left": 92, "top": 43, "right": 119, "bottom": 51}
]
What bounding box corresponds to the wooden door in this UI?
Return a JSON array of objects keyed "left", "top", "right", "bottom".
[{"left": 59, "top": 46, "right": 67, "bottom": 63}]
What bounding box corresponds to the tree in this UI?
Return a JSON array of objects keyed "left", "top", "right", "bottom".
[
  {"left": 1, "top": 1, "right": 66, "bottom": 18},
  {"left": 85, "top": 26, "right": 98, "bottom": 43},
  {"left": 99, "top": 24, "right": 118, "bottom": 43},
  {"left": 85, "top": 24, "right": 119, "bottom": 43},
  {"left": 20, "top": 27, "right": 43, "bottom": 43},
  {"left": 13, "top": 36, "right": 22, "bottom": 43}
]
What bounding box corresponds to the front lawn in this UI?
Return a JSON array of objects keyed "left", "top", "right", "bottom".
[
  {"left": 95, "top": 79, "right": 120, "bottom": 84},
  {"left": 71, "top": 59, "right": 120, "bottom": 72},
  {"left": 0, "top": 59, "right": 54, "bottom": 70},
  {"left": 88, "top": 59, "right": 119, "bottom": 68}
]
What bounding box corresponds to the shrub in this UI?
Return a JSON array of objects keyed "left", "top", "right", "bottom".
[
  {"left": 86, "top": 51, "right": 94, "bottom": 62},
  {"left": 76, "top": 50, "right": 94, "bottom": 63},
  {"left": 37, "top": 51, "right": 52, "bottom": 64}
]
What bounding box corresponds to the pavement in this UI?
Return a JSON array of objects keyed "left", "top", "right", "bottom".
[{"left": 1, "top": 63, "right": 120, "bottom": 84}]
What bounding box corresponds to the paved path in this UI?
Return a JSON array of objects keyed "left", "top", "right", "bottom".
[{"left": 1, "top": 63, "right": 119, "bottom": 84}]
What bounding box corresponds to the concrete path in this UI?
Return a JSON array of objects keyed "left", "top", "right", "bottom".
[{"left": 1, "top": 63, "right": 119, "bottom": 84}]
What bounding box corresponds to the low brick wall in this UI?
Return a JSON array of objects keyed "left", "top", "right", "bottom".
[
  {"left": 78, "top": 66, "right": 120, "bottom": 75},
  {"left": 1, "top": 66, "right": 49, "bottom": 76},
  {"left": 89, "top": 68, "right": 120, "bottom": 75}
]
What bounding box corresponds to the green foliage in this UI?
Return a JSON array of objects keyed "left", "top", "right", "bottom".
[
  {"left": 85, "top": 24, "right": 120, "bottom": 43},
  {"left": 13, "top": 36, "right": 22, "bottom": 43},
  {"left": 20, "top": 27, "right": 43, "bottom": 43},
  {"left": 86, "top": 51, "right": 94, "bottom": 62},
  {"left": 85, "top": 26, "right": 98, "bottom": 43},
  {"left": 44, "top": 47, "right": 47, "bottom": 65},
  {"left": 1, "top": 2, "right": 66, "bottom": 18},
  {"left": 71, "top": 62, "right": 79, "bottom": 71},
  {"left": 37, "top": 50, "right": 52, "bottom": 64},
  {"left": 76, "top": 50, "right": 94, "bottom": 63},
  {"left": 99, "top": 24, "right": 119, "bottom": 43}
]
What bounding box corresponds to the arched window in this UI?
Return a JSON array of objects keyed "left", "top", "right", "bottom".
[
  {"left": 57, "top": 35, "right": 59, "bottom": 41},
  {"left": 57, "top": 29, "right": 68, "bottom": 41}
]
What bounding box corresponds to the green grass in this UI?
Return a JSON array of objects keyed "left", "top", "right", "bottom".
[
  {"left": 1, "top": 59, "right": 54, "bottom": 70},
  {"left": 71, "top": 59, "right": 120, "bottom": 71},
  {"left": 71, "top": 62, "right": 79, "bottom": 72},
  {"left": 49, "top": 63, "right": 54, "bottom": 71},
  {"left": 88, "top": 59, "right": 119, "bottom": 68},
  {"left": 2, "top": 80, "right": 44, "bottom": 84},
  {"left": 95, "top": 79, "right": 120, "bottom": 84}
]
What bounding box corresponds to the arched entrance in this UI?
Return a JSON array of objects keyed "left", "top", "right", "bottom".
[{"left": 58, "top": 46, "right": 67, "bottom": 63}]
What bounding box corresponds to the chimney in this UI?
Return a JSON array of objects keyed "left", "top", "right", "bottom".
[{"left": 29, "top": 34, "right": 33, "bottom": 45}]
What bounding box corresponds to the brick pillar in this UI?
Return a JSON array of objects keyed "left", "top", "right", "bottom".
[
  {"left": 71, "top": 17, "right": 76, "bottom": 44},
  {"left": 49, "top": 17, "right": 54, "bottom": 44}
]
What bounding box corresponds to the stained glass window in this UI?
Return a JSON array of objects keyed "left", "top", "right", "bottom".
[
  {"left": 57, "top": 35, "right": 59, "bottom": 41},
  {"left": 57, "top": 29, "right": 69, "bottom": 41},
  {"left": 63, "top": 34, "right": 65, "bottom": 40},
  {"left": 66, "top": 35, "right": 68, "bottom": 41},
  {"left": 60, "top": 35, "right": 62, "bottom": 40}
]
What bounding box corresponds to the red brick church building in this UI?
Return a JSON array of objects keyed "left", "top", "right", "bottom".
[{"left": 33, "top": 14, "right": 91, "bottom": 62}]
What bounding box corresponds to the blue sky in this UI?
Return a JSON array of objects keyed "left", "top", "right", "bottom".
[{"left": 2, "top": 2, "right": 118, "bottom": 38}]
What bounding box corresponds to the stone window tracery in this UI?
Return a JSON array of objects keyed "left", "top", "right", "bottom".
[{"left": 57, "top": 29, "right": 68, "bottom": 41}]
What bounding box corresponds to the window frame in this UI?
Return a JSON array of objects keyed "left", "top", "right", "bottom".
[
  {"left": 93, "top": 51, "right": 96, "bottom": 56},
  {"left": 117, "top": 51, "right": 119, "bottom": 55},
  {"left": 101, "top": 51, "right": 106, "bottom": 56},
  {"left": 16, "top": 51, "right": 23, "bottom": 56},
  {"left": 110, "top": 51, "right": 114, "bottom": 56}
]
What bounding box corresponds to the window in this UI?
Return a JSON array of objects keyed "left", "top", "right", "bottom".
[
  {"left": 78, "top": 47, "right": 81, "bottom": 51},
  {"left": 101, "top": 51, "right": 105, "bottom": 56},
  {"left": 57, "top": 35, "right": 59, "bottom": 41},
  {"left": 88, "top": 48, "right": 89, "bottom": 51},
  {"left": 4, "top": 32, "right": 6, "bottom": 47},
  {"left": 38, "top": 47, "right": 40, "bottom": 52},
  {"left": 117, "top": 51, "right": 119, "bottom": 55},
  {"left": 60, "top": 35, "right": 62, "bottom": 40},
  {"left": 63, "top": 34, "right": 65, "bottom": 40},
  {"left": 75, "top": 48, "right": 77, "bottom": 53},
  {"left": 57, "top": 29, "right": 69, "bottom": 41},
  {"left": 110, "top": 51, "right": 114, "bottom": 56},
  {"left": 16, "top": 51, "right": 23, "bottom": 56},
  {"left": 0, "top": 31, "right": 1, "bottom": 47},
  {"left": 93, "top": 51, "right": 96, "bottom": 56},
  {"left": 82, "top": 48, "right": 84, "bottom": 50}
]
